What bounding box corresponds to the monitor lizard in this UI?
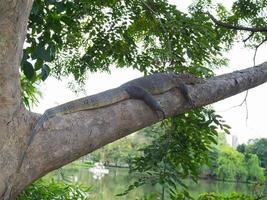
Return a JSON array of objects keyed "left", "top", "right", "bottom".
[{"left": 17, "top": 73, "right": 204, "bottom": 170}]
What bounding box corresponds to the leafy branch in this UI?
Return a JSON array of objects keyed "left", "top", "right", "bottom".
[{"left": 206, "top": 12, "right": 267, "bottom": 33}]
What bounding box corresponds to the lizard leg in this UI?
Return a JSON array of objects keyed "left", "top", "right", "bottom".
[
  {"left": 124, "top": 85, "right": 165, "bottom": 119},
  {"left": 173, "top": 78, "right": 196, "bottom": 107},
  {"left": 171, "top": 73, "right": 205, "bottom": 107},
  {"left": 179, "top": 84, "right": 195, "bottom": 107}
]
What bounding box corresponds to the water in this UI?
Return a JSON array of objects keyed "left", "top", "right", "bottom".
[{"left": 47, "top": 167, "right": 266, "bottom": 199}]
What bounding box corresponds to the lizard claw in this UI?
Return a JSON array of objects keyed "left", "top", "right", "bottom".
[
  {"left": 157, "top": 109, "right": 166, "bottom": 120},
  {"left": 188, "top": 98, "right": 196, "bottom": 108}
]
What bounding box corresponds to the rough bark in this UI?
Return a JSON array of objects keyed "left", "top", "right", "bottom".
[
  {"left": 0, "top": 0, "right": 33, "bottom": 199},
  {"left": 0, "top": 0, "right": 267, "bottom": 199}
]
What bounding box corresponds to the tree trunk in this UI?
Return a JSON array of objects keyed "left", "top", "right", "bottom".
[
  {"left": 0, "top": 0, "right": 33, "bottom": 199},
  {"left": 0, "top": 1, "right": 267, "bottom": 199}
]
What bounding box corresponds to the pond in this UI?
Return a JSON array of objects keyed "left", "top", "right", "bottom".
[{"left": 47, "top": 166, "right": 266, "bottom": 199}]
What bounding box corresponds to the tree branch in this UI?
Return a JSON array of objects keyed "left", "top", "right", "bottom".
[
  {"left": 14, "top": 61, "right": 267, "bottom": 196},
  {"left": 243, "top": 32, "right": 254, "bottom": 45},
  {"left": 0, "top": 0, "right": 33, "bottom": 117},
  {"left": 206, "top": 12, "right": 267, "bottom": 32}
]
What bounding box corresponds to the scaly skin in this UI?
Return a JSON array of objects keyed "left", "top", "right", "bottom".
[{"left": 17, "top": 73, "right": 204, "bottom": 170}]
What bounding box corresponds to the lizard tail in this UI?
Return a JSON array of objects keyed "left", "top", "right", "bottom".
[{"left": 17, "top": 113, "right": 49, "bottom": 171}]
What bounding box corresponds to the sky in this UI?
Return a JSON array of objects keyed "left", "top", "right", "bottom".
[{"left": 32, "top": 0, "right": 267, "bottom": 145}]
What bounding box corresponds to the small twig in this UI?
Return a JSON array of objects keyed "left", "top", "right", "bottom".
[
  {"left": 242, "top": 32, "right": 254, "bottom": 46},
  {"left": 243, "top": 38, "right": 267, "bottom": 124},
  {"left": 239, "top": 89, "right": 248, "bottom": 107},
  {"left": 215, "top": 90, "right": 248, "bottom": 113},
  {"left": 206, "top": 12, "right": 267, "bottom": 32},
  {"left": 253, "top": 38, "right": 267, "bottom": 66},
  {"left": 245, "top": 98, "right": 248, "bottom": 126}
]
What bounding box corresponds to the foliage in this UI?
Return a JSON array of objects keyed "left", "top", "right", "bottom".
[
  {"left": 193, "top": 0, "right": 267, "bottom": 48},
  {"left": 216, "top": 132, "right": 228, "bottom": 147},
  {"left": 138, "top": 193, "right": 160, "bottom": 200},
  {"left": 88, "top": 130, "right": 151, "bottom": 167},
  {"left": 237, "top": 143, "right": 246, "bottom": 154},
  {"left": 21, "top": 0, "right": 240, "bottom": 106},
  {"left": 17, "top": 179, "right": 91, "bottom": 200},
  {"left": 119, "top": 108, "right": 230, "bottom": 199},
  {"left": 201, "top": 134, "right": 266, "bottom": 182},
  {"left": 20, "top": 75, "right": 41, "bottom": 109},
  {"left": 216, "top": 145, "right": 248, "bottom": 181},
  {"left": 246, "top": 154, "right": 265, "bottom": 181},
  {"left": 68, "top": 160, "right": 94, "bottom": 169},
  {"left": 139, "top": 192, "right": 255, "bottom": 200},
  {"left": 81, "top": 124, "right": 266, "bottom": 183},
  {"left": 87, "top": 123, "right": 167, "bottom": 167},
  {"left": 25, "top": 0, "right": 227, "bottom": 77},
  {"left": 215, "top": 145, "right": 265, "bottom": 182},
  {"left": 247, "top": 139, "right": 267, "bottom": 169},
  {"left": 197, "top": 192, "right": 253, "bottom": 200},
  {"left": 237, "top": 138, "right": 267, "bottom": 175}
]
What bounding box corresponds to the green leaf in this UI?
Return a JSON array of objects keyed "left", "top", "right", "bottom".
[
  {"left": 33, "top": 46, "right": 52, "bottom": 62},
  {"left": 41, "top": 64, "right": 51, "bottom": 81},
  {"left": 21, "top": 50, "right": 29, "bottom": 65},
  {"left": 22, "top": 61, "right": 35, "bottom": 80},
  {"left": 34, "top": 59, "right": 44, "bottom": 70}
]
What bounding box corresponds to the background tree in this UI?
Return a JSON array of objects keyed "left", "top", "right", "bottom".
[
  {"left": 237, "top": 138, "right": 267, "bottom": 175},
  {"left": 0, "top": 0, "right": 267, "bottom": 199},
  {"left": 216, "top": 145, "right": 248, "bottom": 181},
  {"left": 248, "top": 139, "right": 267, "bottom": 170},
  {"left": 246, "top": 154, "right": 265, "bottom": 181}
]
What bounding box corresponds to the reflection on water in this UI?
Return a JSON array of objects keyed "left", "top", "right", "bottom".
[
  {"left": 47, "top": 167, "right": 266, "bottom": 199},
  {"left": 89, "top": 162, "right": 109, "bottom": 180}
]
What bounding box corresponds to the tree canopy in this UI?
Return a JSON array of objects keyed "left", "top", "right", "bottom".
[
  {"left": 237, "top": 138, "right": 267, "bottom": 174},
  {"left": 21, "top": 0, "right": 267, "bottom": 106}
]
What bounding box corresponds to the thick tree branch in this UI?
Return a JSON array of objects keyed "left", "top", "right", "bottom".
[
  {"left": 14, "top": 61, "right": 267, "bottom": 196},
  {"left": 206, "top": 12, "right": 267, "bottom": 32},
  {"left": 0, "top": 0, "right": 33, "bottom": 116}
]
